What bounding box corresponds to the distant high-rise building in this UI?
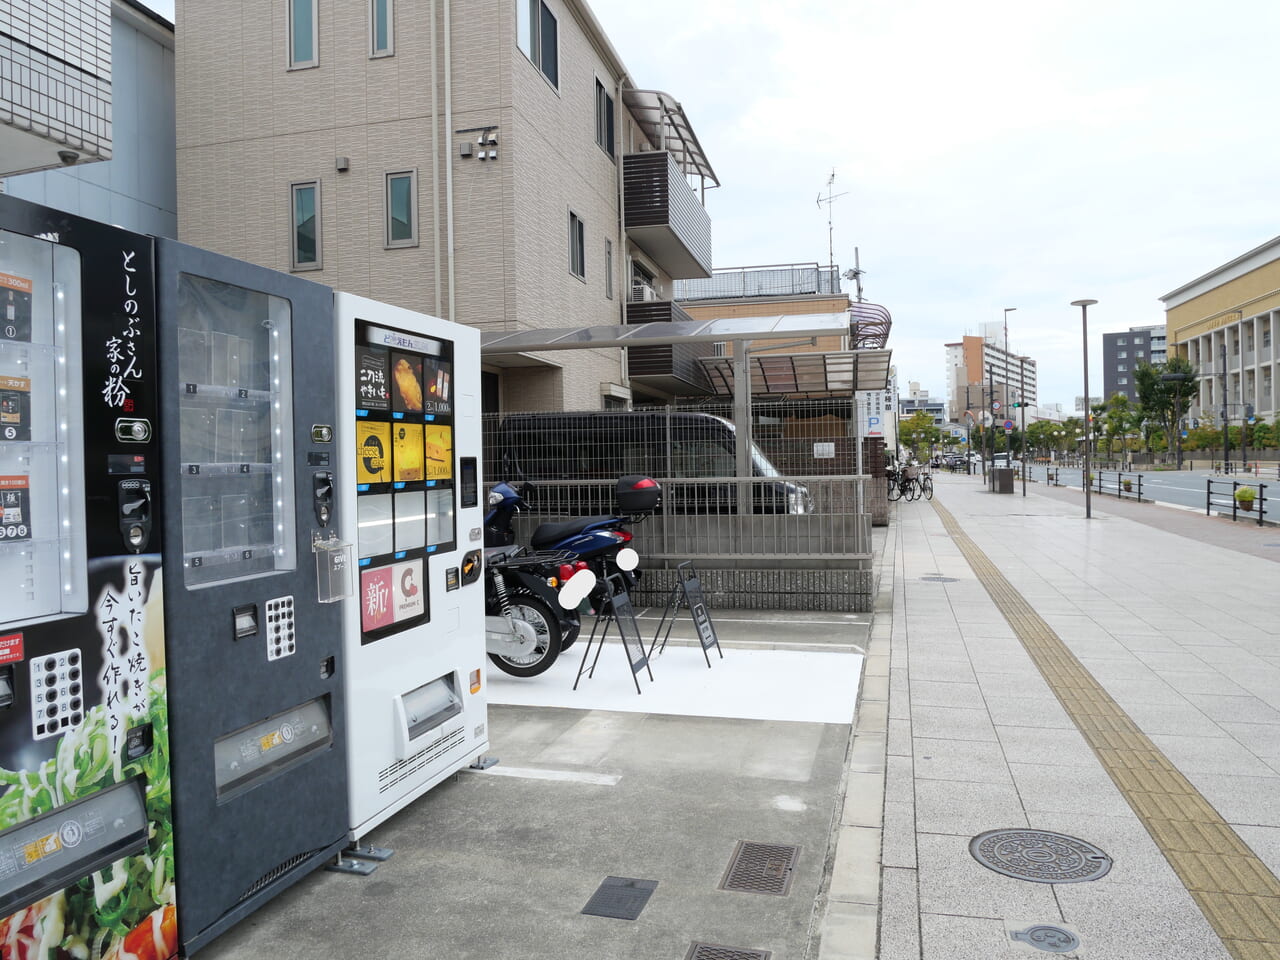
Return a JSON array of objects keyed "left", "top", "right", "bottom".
[
  {"left": 1101, "top": 325, "right": 1166, "bottom": 402},
  {"left": 945, "top": 332, "right": 1038, "bottom": 421}
]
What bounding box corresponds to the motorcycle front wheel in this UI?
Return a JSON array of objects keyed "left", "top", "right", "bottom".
[{"left": 487, "top": 594, "right": 563, "bottom": 678}]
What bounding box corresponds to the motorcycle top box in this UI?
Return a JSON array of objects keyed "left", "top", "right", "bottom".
[{"left": 615, "top": 475, "right": 661, "bottom": 514}]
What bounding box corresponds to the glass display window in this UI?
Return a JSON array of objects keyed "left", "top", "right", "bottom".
[
  {"left": 176, "top": 274, "right": 297, "bottom": 588},
  {"left": 0, "top": 230, "right": 87, "bottom": 627},
  {"left": 354, "top": 321, "right": 454, "bottom": 642}
]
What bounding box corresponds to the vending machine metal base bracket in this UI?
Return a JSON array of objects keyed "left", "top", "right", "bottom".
[
  {"left": 327, "top": 855, "right": 379, "bottom": 876},
  {"left": 347, "top": 843, "right": 394, "bottom": 861},
  {"left": 469, "top": 755, "right": 499, "bottom": 770}
]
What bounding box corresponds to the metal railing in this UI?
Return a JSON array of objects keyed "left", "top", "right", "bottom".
[
  {"left": 1206, "top": 479, "right": 1269, "bottom": 526},
  {"left": 1089, "top": 471, "right": 1145, "bottom": 502},
  {"left": 502, "top": 476, "right": 872, "bottom": 566}
]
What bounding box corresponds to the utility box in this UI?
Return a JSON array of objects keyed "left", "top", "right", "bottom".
[{"left": 993, "top": 467, "right": 1015, "bottom": 494}]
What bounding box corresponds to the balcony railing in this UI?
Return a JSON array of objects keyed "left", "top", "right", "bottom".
[{"left": 624, "top": 151, "right": 712, "bottom": 279}]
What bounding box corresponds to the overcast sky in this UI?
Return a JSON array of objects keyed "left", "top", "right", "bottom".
[{"left": 589, "top": 0, "right": 1280, "bottom": 410}]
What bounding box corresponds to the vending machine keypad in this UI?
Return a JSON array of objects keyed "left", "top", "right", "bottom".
[
  {"left": 265, "top": 596, "right": 296, "bottom": 661},
  {"left": 30, "top": 647, "right": 83, "bottom": 739}
]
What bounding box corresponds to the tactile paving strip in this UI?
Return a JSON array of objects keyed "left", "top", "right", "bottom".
[{"left": 932, "top": 497, "right": 1280, "bottom": 960}]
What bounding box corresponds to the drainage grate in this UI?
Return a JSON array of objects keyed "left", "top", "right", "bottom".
[
  {"left": 1010, "top": 924, "right": 1081, "bottom": 954},
  {"left": 685, "top": 943, "right": 772, "bottom": 960},
  {"left": 970, "top": 829, "right": 1112, "bottom": 883},
  {"left": 581, "top": 876, "right": 657, "bottom": 920},
  {"left": 719, "top": 841, "right": 799, "bottom": 896},
  {"left": 919, "top": 576, "right": 959, "bottom": 582}
]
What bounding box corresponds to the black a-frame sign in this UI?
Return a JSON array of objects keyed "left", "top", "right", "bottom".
[{"left": 649, "top": 561, "right": 723, "bottom": 667}]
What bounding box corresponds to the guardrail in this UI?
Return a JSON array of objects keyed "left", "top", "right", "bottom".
[
  {"left": 1206, "top": 479, "right": 1269, "bottom": 526},
  {"left": 503, "top": 475, "right": 873, "bottom": 566},
  {"left": 1089, "top": 471, "right": 1144, "bottom": 502}
]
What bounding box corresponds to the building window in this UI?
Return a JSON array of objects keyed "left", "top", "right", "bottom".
[
  {"left": 1116, "top": 337, "right": 1127, "bottom": 345},
  {"left": 569, "top": 212, "right": 585, "bottom": 280},
  {"left": 1134, "top": 337, "right": 1144, "bottom": 344},
  {"left": 1118, "top": 377, "right": 1128, "bottom": 385},
  {"left": 595, "top": 79, "right": 615, "bottom": 157},
  {"left": 604, "top": 239, "right": 613, "bottom": 299},
  {"left": 291, "top": 181, "right": 321, "bottom": 270},
  {"left": 1264, "top": 328, "right": 1272, "bottom": 348},
  {"left": 1117, "top": 363, "right": 1127, "bottom": 372},
  {"left": 384, "top": 171, "right": 417, "bottom": 247},
  {"left": 1136, "top": 350, "right": 1144, "bottom": 358},
  {"left": 517, "top": 0, "right": 558, "bottom": 88},
  {"left": 289, "top": 0, "right": 318, "bottom": 68},
  {"left": 370, "top": 0, "right": 393, "bottom": 56}
]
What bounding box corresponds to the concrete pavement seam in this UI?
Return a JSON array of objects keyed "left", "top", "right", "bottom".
[{"left": 931, "top": 494, "right": 1280, "bottom": 960}]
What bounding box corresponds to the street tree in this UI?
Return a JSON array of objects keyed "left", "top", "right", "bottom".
[
  {"left": 899, "top": 410, "right": 941, "bottom": 457},
  {"left": 1134, "top": 357, "right": 1198, "bottom": 456}
]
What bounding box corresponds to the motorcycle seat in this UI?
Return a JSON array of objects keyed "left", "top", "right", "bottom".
[{"left": 530, "top": 515, "right": 616, "bottom": 549}]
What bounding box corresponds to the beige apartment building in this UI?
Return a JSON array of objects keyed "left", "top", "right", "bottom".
[{"left": 174, "top": 0, "right": 716, "bottom": 411}]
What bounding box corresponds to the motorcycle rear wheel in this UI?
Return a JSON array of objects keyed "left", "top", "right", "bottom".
[{"left": 488, "top": 594, "right": 563, "bottom": 678}]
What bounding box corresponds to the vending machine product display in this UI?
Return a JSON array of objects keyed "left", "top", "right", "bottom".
[
  {"left": 0, "top": 197, "right": 177, "bottom": 959},
  {"left": 154, "top": 241, "right": 351, "bottom": 953},
  {"left": 336, "top": 294, "right": 487, "bottom": 847}
]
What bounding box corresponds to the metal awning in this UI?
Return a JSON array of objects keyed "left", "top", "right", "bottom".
[
  {"left": 700, "top": 349, "right": 893, "bottom": 396},
  {"left": 480, "top": 313, "right": 854, "bottom": 354},
  {"left": 621, "top": 89, "right": 719, "bottom": 188}
]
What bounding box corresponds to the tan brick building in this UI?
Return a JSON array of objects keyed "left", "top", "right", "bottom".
[
  {"left": 174, "top": 0, "right": 716, "bottom": 411},
  {"left": 1161, "top": 237, "right": 1280, "bottom": 422}
]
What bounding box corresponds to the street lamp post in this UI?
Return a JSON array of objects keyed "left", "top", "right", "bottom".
[
  {"left": 987, "top": 362, "right": 997, "bottom": 490},
  {"left": 1072, "top": 300, "right": 1097, "bottom": 519}
]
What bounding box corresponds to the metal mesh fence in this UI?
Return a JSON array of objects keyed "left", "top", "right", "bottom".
[
  {"left": 482, "top": 401, "right": 875, "bottom": 562},
  {"left": 674, "top": 264, "right": 842, "bottom": 301}
]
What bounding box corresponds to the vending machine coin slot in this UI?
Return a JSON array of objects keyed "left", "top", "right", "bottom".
[
  {"left": 114, "top": 417, "right": 152, "bottom": 443},
  {"left": 117, "top": 479, "right": 152, "bottom": 554},
  {"left": 233, "top": 603, "right": 259, "bottom": 640},
  {"left": 460, "top": 549, "right": 482, "bottom": 586},
  {"left": 459, "top": 457, "right": 478, "bottom": 508},
  {"left": 313, "top": 471, "right": 334, "bottom": 526}
]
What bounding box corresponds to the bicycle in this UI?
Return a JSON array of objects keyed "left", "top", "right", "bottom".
[{"left": 920, "top": 472, "right": 934, "bottom": 500}]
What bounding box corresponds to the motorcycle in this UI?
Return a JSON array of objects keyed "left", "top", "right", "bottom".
[
  {"left": 482, "top": 546, "right": 596, "bottom": 678},
  {"left": 484, "top": 475, "right": 661, "bottom": 618}
]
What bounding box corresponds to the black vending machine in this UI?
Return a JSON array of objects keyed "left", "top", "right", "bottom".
[
  {"left": 0, "top": 197, "right": 177, "bottom": 958},
  {"left": 153, "top": 240, "right": 351, "bottom": 954}
]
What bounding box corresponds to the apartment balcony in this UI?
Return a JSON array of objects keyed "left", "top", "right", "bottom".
[
  {"left": 0, "top": 7, "right": 113, "bottom": 177},
  {"left": 624, "top": 151, "right": 712, "bottom": 279},
  {"left": 624, "top": 297, "right": 714, "bottom": 396}
]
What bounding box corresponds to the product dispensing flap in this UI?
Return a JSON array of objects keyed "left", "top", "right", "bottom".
[
  {"left": 0, "top": 776, "right": 149, "bottom": 917},
  {"left": 392, "top": 674, "right": 462, "bottom": 760},
  {"left": 212, "top": 697, "right": 333, "bottom": 800}
]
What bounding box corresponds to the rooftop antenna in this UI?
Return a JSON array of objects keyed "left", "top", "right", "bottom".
[{"left": 817, "top": 169, "right": 847, "bottom": 291}]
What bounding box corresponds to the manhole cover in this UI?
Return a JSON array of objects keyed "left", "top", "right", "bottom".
[
  {"left": 719, "top": 841, "right": 799, "bottom": 896},
  {"left": 1010, "top": 924, "right": 1081, "bottom": 954},
  {"left": 969, "top": 829, "right": 1112, "bottom": 883},
  {"left": 919, "top": 576, "right": 959, "bottom": 582},
  {"left": 581, "top": 876, "right": 657, "bottom": 919},
  {"left": 685, "top": 943, "right": 772, "bottom": 960}
]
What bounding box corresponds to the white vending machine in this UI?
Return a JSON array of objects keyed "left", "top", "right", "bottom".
[{"left": 335, "top": 294, "right": 488, "bottom": 854}]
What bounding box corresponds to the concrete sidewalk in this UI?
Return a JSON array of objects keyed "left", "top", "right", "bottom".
[{"left": 865, "top": 471, "right": 1280, "bottom": 960}]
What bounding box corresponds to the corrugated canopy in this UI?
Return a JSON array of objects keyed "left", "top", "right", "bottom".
[
  {"left": 622, "top": 88, "right": 719, "bottom": 188},
  {"left": 700, "top": 350, "right": 893, "bottom": 396},
  {"left": 480, "top": 313, "right": 855, "bottom": 353}
]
